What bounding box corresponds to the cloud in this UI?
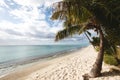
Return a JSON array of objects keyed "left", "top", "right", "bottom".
[
  {"left": 0, "top": 19, "right": 62, "bottom": 40},
  {"left": 13, "top": 0, "right": 62, "bottom": 7},
  {"left": 13, "top": 0, "right": 44, "bottom": 7},
  {"left": 0, "top": 0, "right": 87, "bottom": 45},
  {"left": 10, "top": 0, "right": 62, "bottom": 22},
  {"left": 0, "top": 6, "right": 4, "bottom": 12},
  {"left": 44, "top": 0, "right": 62, "bottom": 7},
  {"left": 4, "top": 29, "right": 23, "bottom": 36},
  {"left": 0, "top": 0, "right": 8, "bottom": 7},
  {"left": 10, "top": 6, "right": 46, "bottom": 22}
]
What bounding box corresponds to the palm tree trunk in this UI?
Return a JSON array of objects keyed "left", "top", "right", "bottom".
[
  {"left": 89, "top": 27, "right": 104, "bottom": 77},
  {"left": 83, "top": 27, "right": 104, "bottom": 79}
]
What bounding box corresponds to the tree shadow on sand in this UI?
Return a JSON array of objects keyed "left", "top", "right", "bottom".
[
  {"left": 101, "top": 70, "right": 120, "bottom": 77},
  {"left": 82, "top": 70, "right": 120, "bottom": 80}
]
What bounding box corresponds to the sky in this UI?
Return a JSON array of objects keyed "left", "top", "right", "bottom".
[{"left": 0, "top": 0, "right": 89, "bottom": 45}]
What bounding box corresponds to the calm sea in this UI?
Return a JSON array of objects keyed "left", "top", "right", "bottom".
[{"left": 0, "top": 43, "right": 89, "bottom": 63}]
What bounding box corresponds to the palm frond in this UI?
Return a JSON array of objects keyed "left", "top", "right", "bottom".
[
  {"left": 51, "top": 1, "right": 92, "bottom": 24},
  {"left": 51, "top": 10, "right": 66, "bottom": 20},
  {"left": 86, "top": 31, "right": 91, "bottom": 37},
  {"left": 55, "top": 25, "right": 85, "bottom": 41}
]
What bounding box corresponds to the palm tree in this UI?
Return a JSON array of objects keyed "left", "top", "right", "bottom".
[{"left": 51, "top": 0, "right": 120, "bottom": 78}]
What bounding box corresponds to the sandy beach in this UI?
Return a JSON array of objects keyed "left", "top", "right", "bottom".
[{"left": 0, "top": 45, "right": 120, "bottom": 80}]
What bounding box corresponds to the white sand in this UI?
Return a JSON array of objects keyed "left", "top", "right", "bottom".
[{"left": 0, "top": 45, "right": 120, "bottom": 80}]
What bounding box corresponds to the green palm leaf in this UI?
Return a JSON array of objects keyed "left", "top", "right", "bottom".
[{"left": 55, "top": 25, "right": 85, "bottom": 41}]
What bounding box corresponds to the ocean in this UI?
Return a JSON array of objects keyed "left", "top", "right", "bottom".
[
  {"left": 0, "top": 43, "right": 88, "bottom": 67},
  {"left": 0, "top": 43, "right": 89, "bottom": 76}
]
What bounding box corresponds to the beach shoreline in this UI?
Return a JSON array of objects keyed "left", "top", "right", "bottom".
[
  {"left": 0, "top": 45, "right": 87, "bottom": 79},
  {"left": 0, "top": 45, "right": 120, "bottom": 80}
]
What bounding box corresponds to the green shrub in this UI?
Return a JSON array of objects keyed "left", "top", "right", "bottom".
[
  {"left": 104, "top": 54, "right": 118, "bottom": 65},
  {"left": 94, "top": 46, "right": 120, "bottom": 65}
]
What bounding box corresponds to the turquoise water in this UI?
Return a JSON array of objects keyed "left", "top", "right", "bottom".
[{"left": 0, "top": 43, "right": 89, "bottom": 63}]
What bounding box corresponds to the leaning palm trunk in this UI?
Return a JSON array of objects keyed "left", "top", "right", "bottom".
[{"left": 83, "top": 27, "right": 104, "bottom": 78}]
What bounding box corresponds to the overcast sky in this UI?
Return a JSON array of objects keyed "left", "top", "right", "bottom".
[{"left": 0, "top": 0, "right": 89, "bottom": 45}]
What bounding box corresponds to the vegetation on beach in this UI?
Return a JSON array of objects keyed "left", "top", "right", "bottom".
[
  {"left": 51, "top": 0, "right": 120, "bottom": 79},
  {"left": 91, "top": 37, "right": 120, "bottom": 65},
  {"left": 104, "top": 54, "right": 118, "bottom": 65}
]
